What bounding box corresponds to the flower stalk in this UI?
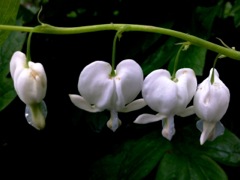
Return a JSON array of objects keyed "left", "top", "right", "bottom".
[{"left": 0, "top": 23, "right": 240, "bottom": 60}]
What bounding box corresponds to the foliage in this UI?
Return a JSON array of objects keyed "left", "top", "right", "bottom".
[
  {"left": 0, "top": 0, "right": 240, "bottom": 179},
  {"left": 89, "top": 122, "right": 240, "bottom": 179}
]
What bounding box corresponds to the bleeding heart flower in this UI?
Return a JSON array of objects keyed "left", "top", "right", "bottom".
[
  {"left": 134, "top": 68, "right": 197, "bottom": 140},
  {"left": 194, "top": 68, "right": 230, "bottom": 145},
  {"left": 10, "top": 51, "right": 47, "bottom": 130},
  {"left": 69, "top": 59, "right": 146, "bottom": 132}
]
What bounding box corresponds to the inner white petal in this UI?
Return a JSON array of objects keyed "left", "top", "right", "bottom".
[
  {"left": 162, "top": 116, "right": 175, "bottom": 141},
  {"left": 107, "top": 110, "right": 121, "bottom": 132}
]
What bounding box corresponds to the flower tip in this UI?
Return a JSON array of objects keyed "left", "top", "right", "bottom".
[
  {"left": 25, "top": 112, "right": 46, "bottom": 130},
  {"left": 107, "top": 119, "right": 122, "bottom": 132},
  {"left": 162, "top": 128, "right": 175, "bottom": 141},
  {"left": 25, "top": 101, "right": 47, "bottom": 130},
  {"left": 200, "top": 134, "right": 207, "bottom": 145}
]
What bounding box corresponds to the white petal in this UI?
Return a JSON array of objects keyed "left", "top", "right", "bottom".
[
  {"left": 212, "top": 121, "right": 225, "bottom": 140},
  {"left": 175, "top": 68, "right": 197, "bottom": 113},
  {"left": 142, "top": 69, "right": 177, "bottom": 115},
  {"left": 78, "top": 61, "right": 114, "bottom": 110},
  {"left": 26, "top": 103, "right": 46, "bottom": 130},
  {"left": 15, "top": 63, "right": 47, "bottom": 105},
  {"left": 69, "top": 94, "right": 101, "bottom": 112},
  {"left": 10, "top": 51, "right": 28, "bottom": 90},
  {"left": 120, "top": 98, "right": 147, "bottom": 112},
  {"left": 176, "top": 68, "right": 197, "bottom": 102},
  {"left": 134, "top": 113, "right": 166, "bottom": 124},
  {"left": 177, "top": 105, "right": 195, "bottom": 117},
  {"left": 162, "top": 115, "right": 175, "bottom": 141},
  {"left": 107, "top": 110, "right": 121, "bottom": 132},
  {"left": 10, "top": 51, "right": 26, "bottom": 79},
  {"left": 28, "top": 61, "right": 47, "bottom": 90},
  {"left": 115, "top": 59, "right": 143, "bottom": 110},
  {"left": 194, "top": 68, "right": 230, "bottom": 122},
  {"left": 198, "top": 120, "right": 216, "bottom": 145}
]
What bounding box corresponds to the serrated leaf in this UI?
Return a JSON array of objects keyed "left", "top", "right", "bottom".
[{"left": 0, "top": 0, "right": 20, "bottom": 47}]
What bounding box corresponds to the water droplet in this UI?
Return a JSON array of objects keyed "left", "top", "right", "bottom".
[{"left": 25, "top": 101, "right": 47, "bottom": 130}]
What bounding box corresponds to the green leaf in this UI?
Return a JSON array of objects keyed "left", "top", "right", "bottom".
[
  {"left": 200, "top": 129, "right": 240, "bottom": 166},
  {"left": 0, "top": 0, "right": 20, "bottom": 47},
  {"left": 141, "top": 36, "right": 178, "bottom": 76},
  {"left": 0, "top": 1, "right": 38, "bottom": 111},
  {"left": 156, "top": 152, "right": 191, "bottom": 180},
  {"left": 90, "top": 130, "right": 172, "bottom": 179},
  {"left": 232, "top": 0, "right": 240, "bottom": 27},
  {"left": 118, "top": 131, "right": 171, "bottom": 179},
  {"left": 0, "top": 77, "right": 16, "bottom": 111},
  {"left": 124, "top": 21, "right": 174, "bottom": 60},
  {"left": 89, "top": 147, "right": 125, "bottom": 180},
  {"left": 70, "top": 108, "right": 109, "bottom": 133},
  {"left": 166, "top": 3, "right": 221, "bottom": 76},
  {"left": 193, "top": 4, "right": 222, "bottom": 38},
  {"left": 0, "top": 30, "right": 26, "bottom": 111},
  {"left": 155, "top": 122, "right": 229, "bottom": 180},
  {"left": 191, "top": 155, "right": 228, "bottom": 180},
  {"left": 177, "top": 121, "right": 240, "bottom": 167},
  {"left": 156, "top": 153, "right": 227, "bottom": 180},
  {"left": 88, "top": 120, "right": 240, "bottom": 179},
  {"left": 168, "top": 45, "right": 207, "bottom": 76}
]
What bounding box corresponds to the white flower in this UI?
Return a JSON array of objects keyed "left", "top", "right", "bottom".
[
  {"left": 134, "top": 68, "right": 197, "bottom": 140},
  {"left": 10, "top": 51, "right": 47, "bottom": 130},
  {"left": 69, "top": 59, "right": 146, "bottom": 132},
  {"left": 194, "top": 68, "right": 230, "bottom": 145}
]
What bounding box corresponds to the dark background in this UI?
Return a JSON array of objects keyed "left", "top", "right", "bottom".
[{"left": 0, "top": 0, "right": 239, "bottom": 178}]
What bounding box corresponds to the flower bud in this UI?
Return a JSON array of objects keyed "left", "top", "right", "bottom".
[
  {"left": 194, "top": 68, "right": 230, "bottom": 145},
  {"left": 10, "top": 51, "right": 47, "bottom": 130}
]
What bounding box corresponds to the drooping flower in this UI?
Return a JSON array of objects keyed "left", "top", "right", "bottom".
[
  {"left": 69, "top": 59, "right": 146, "bottom": 132},
  {"left": 134, "top": 68, "right": 197, "bottom": 140},
  {"left": 193, "top": 68, "right": 230, "bottom": 145},
  {"left": 10, "top": 51, "right": 47, "bottom": 130}
]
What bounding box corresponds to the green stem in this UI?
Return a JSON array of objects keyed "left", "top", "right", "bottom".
[
  {"left": 1, "top": 23, "right": 240, "bottom": 60},
  {"left": 111, "top": 31, "right": 119, "bottom": 76},
  {"left": 111, "top": 25, "right": 128, "bottom": 76},
  {"left": 172, "top": 44, "right": 185, "bottom": 79},
  {"left": 210, "top": 54, "right": 221, "bottom": 84},
  {"left": 26, "top": 31, "right": 33, "bottom": 62}
]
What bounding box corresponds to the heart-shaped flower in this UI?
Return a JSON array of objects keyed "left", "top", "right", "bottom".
[
  {"left": 193, "top": 68, "right": 230, "bottom": 145},
  {"left": 69, "top": 59, "right": 146, "bottom": 132},
  {"left": 134, "top": 68, "right": 197, "bottom": 140},
  {"left": 10, "top": 51, "right": 47, "bottom": 130}
]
